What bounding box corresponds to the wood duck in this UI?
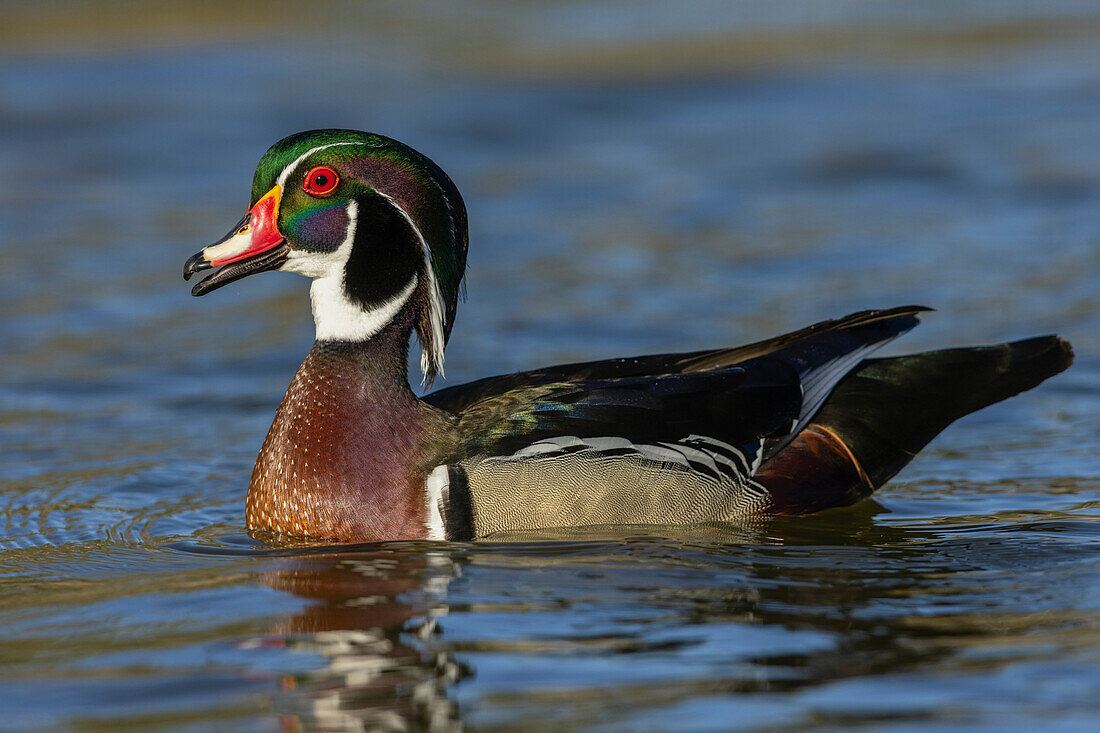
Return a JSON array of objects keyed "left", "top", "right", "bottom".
[{"left": 184, "top": 129, "right": 1073, "bottom": 543}]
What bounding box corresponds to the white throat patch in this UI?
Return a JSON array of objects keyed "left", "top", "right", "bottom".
[{"left": 311, "top": 273, "right": 419, "bottom": 343}]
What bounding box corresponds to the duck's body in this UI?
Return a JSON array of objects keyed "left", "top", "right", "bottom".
[{"left": 185, "top": 130, "right": 1072, "bottom": 542}]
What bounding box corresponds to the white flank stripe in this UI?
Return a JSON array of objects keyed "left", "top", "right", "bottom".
[
  {"left": 276, "top": 141, "right": 368, "bottom": 189},
  {"left": 656, "top": 441, "right": 722, "bottom": 475},
  {"left": 684, "top": 434, "right": 751, "bottom": 475},
  {"left": 581, "top": 436, "right": 633, "bottom": 450},
  {"left": 539, "top": 436, "right": 586, "bottom": 449},
  {"left": 494, "top": 434, "right": 758, "bottom": 483},
  {"left": 375, "top": 191, "right": 447, "bottom": 384},
  {"left": 513, "top": 442, "right": 571, "bottom": 458},
  {"left": 634, "top": 443, "right": 691, "bottom": 469},
  {"left": 424, "top": 465, "right": 449, "bottom": 541}
]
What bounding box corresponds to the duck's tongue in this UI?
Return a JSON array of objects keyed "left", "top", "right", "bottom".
[{"left": 183, "top": 185, "right": 288, "bottom": 296}]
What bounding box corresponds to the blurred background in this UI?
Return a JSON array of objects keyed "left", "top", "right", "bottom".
[{"left": 1, "top": 2, "right": 1099, "bottom": 731}]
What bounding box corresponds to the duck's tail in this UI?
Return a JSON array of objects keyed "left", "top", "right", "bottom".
[{"left": 755, "top": 335, "right": 1074, "bottom": 513}]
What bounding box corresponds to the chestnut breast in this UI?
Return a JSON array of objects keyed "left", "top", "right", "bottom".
[{"left": 247, "top": 342, "right": 452, "bottom": 541}]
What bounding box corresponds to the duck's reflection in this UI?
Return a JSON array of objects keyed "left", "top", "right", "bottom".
[
  {"left": 257, "top": 549, "right": 466, "bottom": 732},
  {"left": 253, "top": 499, "right": 993, "bottom": 730}
]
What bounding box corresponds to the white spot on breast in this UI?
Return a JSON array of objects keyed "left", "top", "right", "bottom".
[{"left": 424, "top": 466, "right": 449, "bottom": 541}]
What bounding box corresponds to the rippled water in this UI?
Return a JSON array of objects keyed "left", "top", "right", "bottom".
[{"left": 2, "top": 2, "right": 1100, "bottom": 730}]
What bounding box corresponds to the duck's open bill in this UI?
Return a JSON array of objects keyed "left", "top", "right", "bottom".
[{"left": 183, "top": 185, "right": 287, "bottom": 296}]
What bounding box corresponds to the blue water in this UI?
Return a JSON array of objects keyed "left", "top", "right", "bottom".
[{"left": 1, "top": 2, "right": 1099, "bottom": 730}]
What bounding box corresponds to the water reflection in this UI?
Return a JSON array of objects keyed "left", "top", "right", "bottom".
[
  {"left": 251, "top": 549, "right": 465, "bottom": 732},
  {"left": 223, "top": 498, "right": 1100, "bottom": 730}
]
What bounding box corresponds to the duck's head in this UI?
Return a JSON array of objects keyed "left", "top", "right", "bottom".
[{"left": 184, "top": 129, "right": 468, "bottom": 385}]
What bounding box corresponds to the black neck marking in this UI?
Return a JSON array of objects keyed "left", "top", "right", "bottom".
[{"left": 343, "top": 190, "right": 422, "bottom": 312}]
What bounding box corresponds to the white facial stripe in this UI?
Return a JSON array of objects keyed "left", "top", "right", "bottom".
[
  {"left": 276, "top": 141, "right": 368, "bottom": 189},
  {"left": 375, "top": 191, "right": 447, "bottom": 383}
]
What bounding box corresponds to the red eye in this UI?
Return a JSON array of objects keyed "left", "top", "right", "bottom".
[{"left": 303, "top": 166, "right": 339, "bottom": 196}]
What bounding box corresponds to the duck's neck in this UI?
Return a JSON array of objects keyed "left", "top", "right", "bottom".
[{"left": 247, "top": 299, "right": 447, "bottom": 541}]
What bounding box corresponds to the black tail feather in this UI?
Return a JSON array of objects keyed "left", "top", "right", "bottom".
[
  {"left": 824, "top": 335, "right": 1074, "bottom": 487},
  {"left": 759, "top": 335, "right": 1073, "bottom": 513}
]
